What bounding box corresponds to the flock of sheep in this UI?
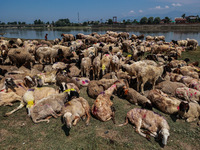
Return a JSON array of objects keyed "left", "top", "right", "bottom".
[{"left": 0, "top": 31, "right": 200, "bottom": 147}]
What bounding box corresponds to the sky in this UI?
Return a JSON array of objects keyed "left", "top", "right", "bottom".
[{"left": 0, "top": 0, "right": 200, "bottom": 23}]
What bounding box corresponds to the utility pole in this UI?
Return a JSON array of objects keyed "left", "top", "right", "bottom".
[{"left": 78, "top": 12, "right": 80, "bottom": 23}]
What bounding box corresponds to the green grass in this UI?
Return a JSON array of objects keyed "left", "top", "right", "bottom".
[{"left": 0, "top": 47, "right": 200, "bottom": 150}]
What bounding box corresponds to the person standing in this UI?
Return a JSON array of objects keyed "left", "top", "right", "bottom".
[{"left": 45, "top": 33, "right": 48, "bottom": 41}]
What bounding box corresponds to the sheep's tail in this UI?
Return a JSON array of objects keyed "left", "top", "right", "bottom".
[{"left": 117, "top": 116, "right": 129, "bottom": 127}]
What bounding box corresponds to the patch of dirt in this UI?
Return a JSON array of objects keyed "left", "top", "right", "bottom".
[
  {"left": 0, "top": 129, "right": 10, "bottom": 142},
  {"left": 179, "top": 141, "right": 198, "bottom": 150},
  {"left": 96, "top": 128, "right": 128, "bottom": 143}
]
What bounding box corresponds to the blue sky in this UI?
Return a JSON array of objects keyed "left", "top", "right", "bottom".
[{"left": 0, "top": 0, "right": 200, "bottom": 23}]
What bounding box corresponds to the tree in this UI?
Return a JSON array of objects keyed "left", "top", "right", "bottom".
[
  {"left": 34, "top": 19, "right": 44, "bottom": 24},
  {"left": 107, "top": 19, "right": 113, "bottom": 24},
  {"left": 148, "top": 17, "right": 154, "bottom": 24},
  {"left": 153, "top": 17, "right": 161, "bottom": 24},
  {"left": 164, "top": 17, "right": 171, "bottom": 23},
  {"left": 83, "top": 21, "right": 88, "bottom": 26},
  {"left": 182, "top": 14, "right": 186, "bottom": 19},
  {"left": 132, "top": 19, "right": 138, "bottom": 24},
  {"left": 55, "top": 18, "right": 70, "bottom": 26},
  {"left": 140, "top": 17, "right": 148, "bottom": 24}
]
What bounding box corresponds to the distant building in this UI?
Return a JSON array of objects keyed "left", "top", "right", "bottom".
[
  {"left": 185, "top": 15, "right": 199, "bottom": 23},
  {"left": 175, "top": 17, "right": 187, "bottom": 24}
]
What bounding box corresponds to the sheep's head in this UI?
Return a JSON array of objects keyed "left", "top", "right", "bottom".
[
  {"left": 159, "top": 128, "right": 170, "bottom": 146},
  {"left": 63, "top": 112, "right": 73, "bottom": 128},
  {"left": 179, "top": 101, "right": 189, "bottom": 113},
  {"left": 24, "top": 76, "right": 36, "bottom": 88},
  {"left": 5, "top": 78, "right": 18, "bottom": 91}
]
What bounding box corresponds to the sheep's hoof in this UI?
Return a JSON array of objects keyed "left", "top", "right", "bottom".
[{"left": 4, "top": 114, "right": 9, "bottom": 117}]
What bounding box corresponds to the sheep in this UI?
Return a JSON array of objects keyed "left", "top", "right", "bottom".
[
  {"left": 117, "top": 86, "right": 152, "bottom": 109},
  {"left": 87, "top": 79, "right": 118, "bottom": 99},
  {"left": 175, "top": 87, "right": 200, "bottom": 103},
  {"left": 93, "top": 53, "right": 101, "bottom": 80},
  {"left": 178, "top": 101, "right": 200, "bottom": 124},
  {"left": 110, "top": 54, "right": 120, "bottom": 73},
  {"left": 137, "top": 65, "right": 167, "bottom": 94},
  {"left": 156, "top": 80, "right": 186, "bottom": 96},
  {"left": 72, "top": 77, "right": 90, "bottom": 87},
  {"left": 147, "top": 89, "right": 181, "bottom": 114},
  {"left": 34, "top": 70, "right": 57, "bottom": 87},
  {"left": 8, "top": 48, "right": 35, "bottom": 67},
  {"left": 81, "top": 56, "right": 92, "bottom": 78},
  {"left": 61, "top": 97, "right": 91, "bottom": 128},
  {"left": 91, "top": 84, "right": 117, "bottom": 123},
  {"left": 186, "top": 38, "right": 198, "bottom": 50},
  {"left": 101, "top": 53, "right": 112, "bottom": 76},
  {"left": 118, "top": 108, "right": 170, "bottom": 146},
  {"left": 29, "top": 89, "right": 76, "bottom": 123},
  {"left": 4, "top": 86, "right": 59, "bottom": 116}
]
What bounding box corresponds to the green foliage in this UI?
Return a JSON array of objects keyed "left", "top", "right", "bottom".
[
  {"left": 153, "top": 17, "right": 161, "bottom": 24},
  {"left": 107, "top": 19, "right": 113, "bottom": 24},
  {"left": 148, "top": 17, "right": 154, "bottom": 24},
  {"left": 164, "top": 17, "right": 171, "bottom": 23},
  {"left": 34, "top": 19, "right": 44, "bottom": 25},
  {"left": 55, "top": 18, "right": 70, "bottom": 26},
  {"left": 7, "top": 21, "right": 17, "bottom": 25},
  {"left": 140, "top": 17, "right": 148, "bottom": 24}
]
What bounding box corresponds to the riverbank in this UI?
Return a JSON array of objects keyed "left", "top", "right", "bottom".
[
  {"left": 92, "top": 24, "right": 200, "bottom": 32},
  {"left": 1, "top": 24, "right": 200, "bottom": 32}
]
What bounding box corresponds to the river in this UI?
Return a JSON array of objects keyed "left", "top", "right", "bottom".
[{"left": 0, "top": 28, "right": 200, "bottom": 44}]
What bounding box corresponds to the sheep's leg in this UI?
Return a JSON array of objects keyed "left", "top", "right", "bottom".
[
  {"left": 140, "top": 81, "right": 146, "bottom": 95},
  {"left": 152, "top": 79, "right": 156, "bottom": 90},
  {"left": 135, "top": 120, "right": 147, "bottom": 138},
  {"left": 186, "top": 117, "right": 197, "bottom": 122},
  {"left": 33, "top": 118, "right": 50, "bottom": 123},
  {"left": 137, "top": 78, "right": 140, "bottom": 92},
  {"left": 85, "top": 110, "right": 91, "bottom": 126},
  {"left": 5, "top": 101, "right": 25, "bottom": 116},
  {"left": 73, "top": 116, "right": 80, "bottom": 126}
]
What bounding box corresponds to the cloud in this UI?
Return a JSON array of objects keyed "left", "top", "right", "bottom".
[
  {"left": 154, "top": 5, "right": 169, "bottom": 9},
  {"left": 172, "top": 3, "right": 182, "bottom": 7},
  {"left": 165, "top": 5, "right": 169, "bottom": 9},
  {"left": 155, "top": 6, "right": 161, "bottom": 9},
  {"left": 129, "top": 10, "right": 135, "bottom": 13},
  {"left": 139, "top": 10, "right": 143, "bottom": 13}
]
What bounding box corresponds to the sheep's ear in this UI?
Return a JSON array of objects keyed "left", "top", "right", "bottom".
[
  {"left": 110, "top": 95, "right": 114, "bottom": 100},
  {"left": 186, "top": 103, "right": 190, "bottom": 112},
  {"left": 61, "top": 115, "right": 65, "bottom": 124}
]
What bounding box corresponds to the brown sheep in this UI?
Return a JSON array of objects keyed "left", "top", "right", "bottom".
[
  {"left": 147, "top": 89, "right": 181, "bottom": 114},
  {"left": 61, "top": 97, "right": 90, "bottom": 128},
  {"left": 91, "top": 84, "right": 117, "bottom": 123}
]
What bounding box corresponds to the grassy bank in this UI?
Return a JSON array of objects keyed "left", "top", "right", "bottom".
[
  {"left": 0, "top": 48, "right": 200, "bottom": 150},
  {"left": 92, "top": 24, "right": 200, "bottom": 32}
]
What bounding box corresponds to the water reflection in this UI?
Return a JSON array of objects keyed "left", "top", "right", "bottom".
[{"left": 0, "top": 28, "right": 200, "bottom": 44}]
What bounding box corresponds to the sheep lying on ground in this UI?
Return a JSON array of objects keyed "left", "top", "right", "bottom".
[
  {"left": 5, "top": 86, "right": 59, "bottom": 116},
  {"left": 61, "top": 97, "right": 90, "bottom": 128},
  {"left": 175, "top": 87, "right": 200, "bottom": 103},
  {"left": 178, "top": 101, "right": 200, "bottom": 124},
  {"left": 34, "top": 70, "right": 57, "bottom": 87},
  {"left": 147, "top": 89, "right": 181, "bottom": 114},
  {"left": 117, "top": 86, "right": 152, "bottom": 109},
  {"left": 30, "top": 90, "right": 70, "bottom": 123},
  {"left": 118, "top": 108, "right": 170, "bottom": 146},
  {"left": 91, "top": 84, "right": 117, "bottom": 123},
  {"left": 156, "top": 80, "right": 186, "bottom": 96},
  {"left": 72, "top": 77, "right": 90, "bottom": 87}
]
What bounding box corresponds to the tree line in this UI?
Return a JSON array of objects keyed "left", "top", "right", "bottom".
[{"left": 0, "top": 14, "right": 200, "bottom": 26}]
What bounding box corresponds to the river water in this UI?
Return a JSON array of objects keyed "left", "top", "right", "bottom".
[{"left": 0, "top": 28, "right": 200, "bottom": 44}]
